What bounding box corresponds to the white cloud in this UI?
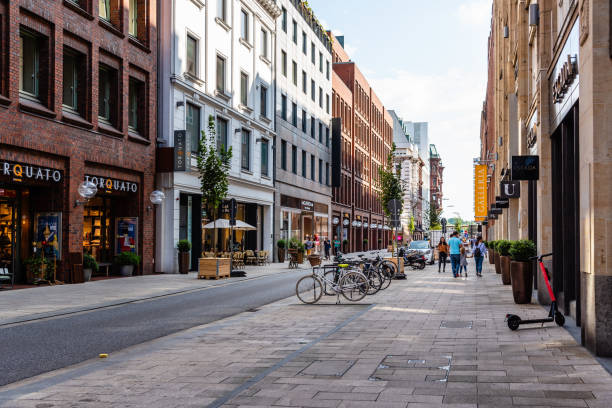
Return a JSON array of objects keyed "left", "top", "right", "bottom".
[
  {"left": 457, "top": 0, "right": 492, "bottom": 28},
  {"left": 371, "top": 69, "right": 485, "bottom": 220}
]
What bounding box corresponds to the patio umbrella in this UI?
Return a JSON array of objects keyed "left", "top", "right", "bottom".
[{"left": 203, "top": 219, "right": 256, "bottom": 230}]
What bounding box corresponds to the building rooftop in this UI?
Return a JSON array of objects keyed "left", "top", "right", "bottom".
[{"left": 287, "top": 0, "right": 332, "bottom": 51}]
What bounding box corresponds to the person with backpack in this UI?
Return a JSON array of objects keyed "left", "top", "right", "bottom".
[
  {"left": 436, "top": 236, "right": 449, "bottom": 273},
  {"left": 472, "top": 235, "right": 487, "bottom": 277},
  {"left": 448, "top": 231, "right": 462, "bottom": 278}
]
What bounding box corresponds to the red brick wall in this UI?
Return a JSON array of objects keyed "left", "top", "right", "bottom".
[{"left": 0, "top": 0, "right": 157, "bottom": 278}]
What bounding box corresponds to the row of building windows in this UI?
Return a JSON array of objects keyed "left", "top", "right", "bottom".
[
  {"left": 280, "top": 96, "right": 330, "bottom": 147},
  {"left": 280, "top": 52, "right": 330, "bottom": 113},
  {"left": 279, "top": 140, "right": 330, "bottom": 185},
  {"left": 280, "top": 7, "right": 330, "bottom": 80},
  {"left": 185, "top": 108, "right": 271, "bottom": 177},
  {"left": 66, "top": 0, "right": 148, "bottom": 45},
  {"left": 18, "top": 27, "right": 148, "bottom": 137}
]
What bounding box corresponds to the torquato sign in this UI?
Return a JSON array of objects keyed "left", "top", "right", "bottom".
[{"left": 1, "top": 160, "right": 62, "bottom": 183}]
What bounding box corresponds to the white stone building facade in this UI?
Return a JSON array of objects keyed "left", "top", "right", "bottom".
[
  {"left": 274, "top": 0, "right": 333, "bottom": 255},
  {"left": 156, "top": 0, "right": 281, "bottom": 272}
]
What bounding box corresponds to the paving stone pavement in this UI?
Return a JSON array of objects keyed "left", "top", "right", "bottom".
[{"left": 1, "top": 261, "right": 611, "bottom": 408}]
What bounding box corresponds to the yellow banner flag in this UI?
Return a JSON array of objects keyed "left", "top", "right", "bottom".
[{"left": 474, "top": 164, "right": 488, "bottom": 220}]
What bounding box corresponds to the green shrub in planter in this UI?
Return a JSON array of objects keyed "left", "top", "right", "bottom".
[
  {"left": 483, "top": 241, "right": 489, "bottom": 248},
  {"left": 497, "top": 240, "right": 512, "bottom": 256},
  {"left": 297, "top": 242, "right": 305, "bottom": 254},
  {"left": 177, "top": 239, "right": 192, "bottom": 253},
  {"left": 83, "top": 254, "right": 99, "bottom": 273},
  {"left": 277, "top": 239, "right": 286, "bottom": 249},
  {"left": 115, "top": 251, "right": 141, "bottom": 266},
  {"left": 509, "top": 240, "right": 536, "bottom": 262},
  {"left": 288, "top": 237, "right": 301, "bottom": 249}
]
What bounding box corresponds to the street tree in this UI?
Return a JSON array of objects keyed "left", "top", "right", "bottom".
[
  {"left": 196, "top": 115, "right": 233, "bottom": 252},
  {"left": 426, "top": 203, "right": 442, "bottom": 230},
  {"left": 378, "top": 143, "right": 403, "bottom": 218}
]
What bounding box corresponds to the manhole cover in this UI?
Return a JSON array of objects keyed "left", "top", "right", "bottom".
[
  {"left": 299, "top": 360, "right": 355, "bottom": 377},
  {"left": 440, "top": 320, "right": 473, "bottom": 329},
  {"left": 369, "top": 355, "right": 452, "bottom": 382}
]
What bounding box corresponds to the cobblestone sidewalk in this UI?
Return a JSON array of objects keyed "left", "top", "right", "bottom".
[{"left": 0, "top": 261, "right": 610, "bottom": 408}]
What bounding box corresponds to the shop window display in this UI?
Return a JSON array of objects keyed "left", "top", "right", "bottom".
[{"left": 83, "top": 197, "right": 112, "bottom": 263}]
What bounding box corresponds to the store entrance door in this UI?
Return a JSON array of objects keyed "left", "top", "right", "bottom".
[{"left": 0, "top": 197, "right": 17, "bottom": 283}]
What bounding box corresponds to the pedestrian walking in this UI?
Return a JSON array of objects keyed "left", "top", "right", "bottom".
[
  {"left": 448, "top": 231, "right": 462, "bottom": 278},
  {"left": 333, "top": 235, "right": 340, "bottom": 255},
  {"left": 460, "top": 245, "right": 468, "bottom": 277},
  {"left": 436, "top": 236, "right": 449, "bottom": 273},
  {"left": 472, "top": 235, "right": 487, "bottom": 277},
  {"left": 324, "top": 238, "right": 331, "bottom": 260}
]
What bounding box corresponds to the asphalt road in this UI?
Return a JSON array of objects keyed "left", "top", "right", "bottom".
[{"left": 0, "top": 270, "right": 309, "bottom": 386}]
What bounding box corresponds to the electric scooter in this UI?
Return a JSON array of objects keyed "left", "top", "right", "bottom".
[{"left": 506, "top": 252, "right": 565, "bottom": 330}]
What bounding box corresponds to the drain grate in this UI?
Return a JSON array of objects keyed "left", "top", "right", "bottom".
[
  {"left": 369, "top": 355, "right": 452, "bottom": 382},
  {"left": 440, "top": 320, "right": 473, "bottom": 329}
]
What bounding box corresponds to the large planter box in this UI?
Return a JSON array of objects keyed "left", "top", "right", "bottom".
[
  {"left": 494, "top": 252, "right": 502, "bottom": 274},
  {"left": 198, "top": 258, "right": 230, "bottom": 280},
  {"left": 511, "top": 261, "right": 533, "bottom": 304},
  {"left": 178, "top": 252, "right": 190, "bottom": 274},
  {"left": 386, "top": 256, "right": 405, "bottom": 275},
  {"left": 488, "top": 249, "right": 495, "bottom": 264},
  {"left": 500, "top": 255, "right": 511, "bottom": 285}
]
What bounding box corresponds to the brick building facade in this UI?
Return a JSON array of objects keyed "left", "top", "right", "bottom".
[
  {"left": 330, "top": 34, "right": 392, "bottom": 253},
  {"left": 0, "top": 0, "right": 157, "bottom": 283}
]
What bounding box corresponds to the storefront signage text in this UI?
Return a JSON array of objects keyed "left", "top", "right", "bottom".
[
  {"left": 552, "top": 54, "right": 578, "bottom": 104},
  {"left": 500, "top": 181, "right": 521, "bottom": 198},
  {"left": 301, "top": 200, "right": 314, "bottom": 211},
  {"left": 1, "top": 161, "right": 62, "bottom": 183},
  {"left": 511, "top": 155, "right": 539, "bottom": 180},
  {"left": 474, "top": 164, "right": 488, "bottom": 220},
  {"left": 85, "top": 175, "right": 138, "bottom": 193}
]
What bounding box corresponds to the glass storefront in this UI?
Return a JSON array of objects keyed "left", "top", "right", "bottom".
[{"left": 203, "top": 202, "right": 262, "bottom": 253}]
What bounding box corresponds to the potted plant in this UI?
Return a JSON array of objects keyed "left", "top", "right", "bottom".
[
  {"left": 177, "top": 240, "right": 191, "bottom": 274},
  {"left": 486, "top": 241, "right": 495, "bottom": 264},
  {"left": 296, "top": 242, "right": 305, "bottom": 264},
  {"left": 509, "top": 240, "right": 537, "bottom": 304},
  {"left": 277, "top": 239, "right": 287, "bottom": 263},
  {"left": 83, "top": 254, "right": 98, "bottom": 282},
  {"left": 115, "top": 251, "right": 141, "bottom": 276},
  {"left": 342, "top": 239, "right": 349, "bottom": 252},
  {"left": 497, "top": 240, "right": 512, "bottom": 285},
  {"left": 24, "top": 257, "right": 44, "bottom": 284},
  {"left": 492, "top": 241, "right": 502, "bottom": 274}
]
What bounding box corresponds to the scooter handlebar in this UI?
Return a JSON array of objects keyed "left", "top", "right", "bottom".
[{"left": 530, "top": 252, "right": 553, "bottom": 261}]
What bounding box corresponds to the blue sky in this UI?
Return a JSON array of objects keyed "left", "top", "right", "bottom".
[{"left": 308, "top": 0, "right": 493, "bottom": 220}]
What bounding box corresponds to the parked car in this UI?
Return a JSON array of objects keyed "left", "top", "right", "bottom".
[{"left": 408, "top": 240, "right": 435, "bottom": 265}]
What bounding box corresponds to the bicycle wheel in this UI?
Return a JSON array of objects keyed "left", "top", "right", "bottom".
[
  {"left": 381, "top": 260, "right": 397, "bottom": 278},
  {"left": 378, "top": 263, "right": 393, "bottom": 290},
  {"left": 296, "top": 275, "right": 323, "bottom": 304},
  {"left": 323, "top": 269, "right": 342, "bottom": 295},
  {"left": 340, "top": 271, "right": 369, "bottom": 302},
  {"left": 363, "top": 267, "right": 382, "bottom": 295}
]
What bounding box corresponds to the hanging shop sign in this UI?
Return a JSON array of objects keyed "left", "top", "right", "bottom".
[
  {"left": 511, "top": 155, "right": 539, "bottom": 180},
  {"left": 174, "top": 130, "right": 187, "bottom": 171},
  {"left": 495, "top": 196, "right": 509, "bottom": 208},
  {"left": 500, "top": 180, "right": 521, "bottom": 198},
  {"left": 85, "top": 175, "right": 138, "bottom": 194},
  {"left": 488, "top": 213, "right": 498, "bottom": 220},
  {"left": 490, "top": 206, "right": 503, "bottom": 215},
  {"left": 474, "top": 164, "right": 488, "bottom": 220},
  {"left": 1, "top": 160, "right": 62, "bottom": 184}
]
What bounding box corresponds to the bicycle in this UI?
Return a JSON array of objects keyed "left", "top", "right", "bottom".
[
  {"left": 295, "top": 264, "right": 369, "bottom": 304},
  {"left": 328, "top": 255, "right": 383, "bottom": 295}
]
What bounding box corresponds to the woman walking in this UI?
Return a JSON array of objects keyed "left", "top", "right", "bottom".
[
  {"left": 460, "top": 245, "right": 468, "bottom": 277},
  {"left": 436, "top": 236, "right": 449, "bottom": 273},
  {"left": 472, "top": 236, "right": 487, "bottom": 277}
]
